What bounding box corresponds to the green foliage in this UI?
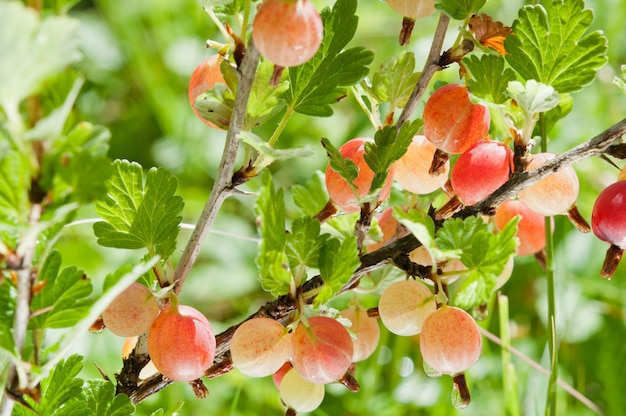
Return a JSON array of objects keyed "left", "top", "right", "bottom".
[
  {"left": 0, "top": 150, "right": 30, "bottom": 222},
  {"left": 291, "top": 172, "right": 328, "bottom": 217},
  {"left": 507, "top": 80, "right": 560, "bottom": 115},
  {"left": 314, "top": 234, "right": 360, "bottom": 306},
  {"left": 29, "top": 251, "right": 93, "bottom": 329},
  {"left": 0, "top": 2, "right": 80, "bottom": 106},
  {"left": 505, "top": 0, "right": 608, "bottom": 94},
  {"left": 364, "top": 119, "right": 422, "bottom": 192},
  {"left": 194, "top": 83, "right": 234, "bottom": 130},
  {"left": 254, "top": 172, "right": 291, "bottom": 296},
  {"left": 436, "top": 217, "right": 518, "bottom": 309},
  {"left": 284, "top": 0, "right": 374, "bottom": 116},
  {"left": 41, "top": 121, "right": 112, "bottom": 204},
  {"left": 463, "top": 54, "right": 517, "bottom": 105},
  {"left": 436, "top": 0, "right": 487, "bottom": 20},
  {"left": 13, "top": 355, "right": 135, "bottom": 415},
  {"left": 286, "top": 217, "right": 327, "bottom": 276},
  {"left": 93, "top": 160, "right": 183, "bottom": 260},
  {"left": 245, "top": 60, "right": 290, "bottom": 129},
  {"left": 0, "top": 282, "right": 17, "bottom": 358},
  {"left": 371, "top": 51, "right": 421, "bottom": 108}
]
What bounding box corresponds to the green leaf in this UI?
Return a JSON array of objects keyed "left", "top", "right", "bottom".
[
  {"left": 371, "top": 51, "right": 421, "bottom": 108},
  {"left": 81, "top": 380, "right": 135, "bottom": 416},
  {"left": 0, "top": 2, "right": 80, "bottom": 106},
  {"left": 245, "top": 59, "right": 289, "bottom": 129},
  {"left": 285, "top": 0, "right": 374, "bottom": 116},
  {"left": 0, "top": 150, "right": 30, "bottom": 221},
  {"left": 507, "top": 80, "right": 560, "bottom": 114},
  {"left": 38, "top": 355, "right": 85, "bottom": 415},
  {"left": 93, "top": 160, "right": 183, "bottom": 260},
  {"left": 0, "top": 282, "right": 17, "bottom": 359},
  {"left": 321, "top": 137, "right": 359, "bottom": 190},
  {"left": 238, "top": 131, "right": 314, "bottom": 173},
  {"left": 23, "top": 77, "right": 84, "bottom": 142},
  {"left": 436, "top": 217, "right": 518, "bottom": 309},
  {"left": 463, "top": 54, "right": 517, "bottom": 104},
  {"left": 41, "top": 122, "right": 112, "bottom": 204},
  {"left": 291, "top": 172, "right": 328, "bottom": 217},
  {"left": 286, "top": 217, "right": 328, "bottom": 273},
  {"left": 194, "top": 83, "right": 234, "bottom": 130},
  {"left": 504, "top": 0, "right": 608, "bottom": 93},
  {"left": 255, "top": 172, "right": 291, "bottom": 296},
  {"left": 436, "top": 216, "right": 488, "bottom": 256},
  {"left": 315, "top": 235, "right": 360, "bottom": 306},
  {"left": 365, "top": 119, "right": 422, "bottom": 192},
  {"left": 435, "top": 0, "right": 487, "bottom": 20},
  {"left": 30, "top": 251, "right": 93, "bottom": 329},
  {"left": 323, "top": 212, "right": 359, "bottom": 241}
]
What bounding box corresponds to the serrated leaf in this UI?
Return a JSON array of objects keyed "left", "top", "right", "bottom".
[
  {"left": 285, "top": 0, "right": 374, "bottom": 116},
  {"left": 29, "top": 251, "right": 93, "bottom": 329},
  {"left": 507, "top": 80, "right": 560, "bottom": 115},
  {"left": 464, "top": 54, "right": 517, "bottom": 104},
  {"left": 245, "top": 59, "right": 289, "bottom": 129},
  {"left": 321, "top": 137, "right": 359, "bottom": 188},
  {"left": 238, "top": 131, "right": 314, "bottom": 173},
  {"left": 371, "top": 51, "right": 421, "bottom": 108},
  {"left": 445, "top": 218, "right": 519, "bottom": 309},
  {"left": 255, "top": 172, "right": 291, "bottom": 296},
  {"left": 0, "top": 282, "right": 17, "bottom": 359},
  {"left": 365, "top": 119, "right": 422, "bottom": 192},
  {"left": 436, "top": 216, "right": 487, "bottom": 255},
  {"left": 0, "top": 150, "right": 30, "bottom": 221},
  {"left": 291, "top": 172, "right": 328, "bottom": 217},
  {"left": 38, "top": 355, "right": 85, "bottom": 415},
  {"left": 93, "top": 160, "right": 183, "bottom": 259},
  {"left": 286, "top": 217, "right": 327, "bottom": 272},
  {"left": 435, "top": 0, "right": 487, "bottom": 20},
  {"left": 81, "top": 380, "right": 135, "bottom": 416},
  {"left": 0, "top": 2, "right": 80, "bottom": 106},
  {"left": 315, "top": 235, "right": 360, "bottom": 306},
  {"left": 504, "top": 0, "right": 608, "bottom": 93}
]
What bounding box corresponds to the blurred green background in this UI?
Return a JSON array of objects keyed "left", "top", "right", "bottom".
[{"left": 45, "top": 0, "right": 626, "bottom": 414}]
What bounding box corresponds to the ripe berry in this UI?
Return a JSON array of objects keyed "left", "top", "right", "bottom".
[
  {"left": 102, "top": 282, "right": 159, "bottom": 337},
  {"left": 252, "top": 0, "right": 323, "bottom": 84},
  {"left": 423, "top": 84, "right": 490, "bottom": 155},
  {"left": 340, "top": 306, "right": 380, "bottom": 362},
  {"left": 291, "top": 316, "right": 353, "bottom": 384},
  {"left": 394, "top": 135, "right": 449, "bottom": 195},
  {"left": 591, "top": 180, "right": 626, "bottom": 278},
  {"left": 419, "top": 306, "right": 482, "bottom": 376},
  {"left": 378, "top": 279, "right": 437, "bottom": 336},
  {"left": 495, "top": 199, "right": 547, "bottom": 256},
  {"left": 450, "top": 141, "right": 513, "bottom": 205},
  {"left": 148, "top": 304, "right": 216, "bottom": 382}
]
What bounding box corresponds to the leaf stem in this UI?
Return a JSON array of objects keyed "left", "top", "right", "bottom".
[{"left": 172, "top": 41, "right": 260, "bottom": 293}]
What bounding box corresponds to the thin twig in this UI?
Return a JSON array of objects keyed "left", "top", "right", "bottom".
[
  {"left": 395, "top": 12, "right": 450, "bottom": 129},
  {"left": 172, "top": 41, "right": 260, "bottom": 293}
]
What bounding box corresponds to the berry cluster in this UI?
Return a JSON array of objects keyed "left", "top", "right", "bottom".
[{"left": 103, "top": 284, "right": 216, "bottom": 382}]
